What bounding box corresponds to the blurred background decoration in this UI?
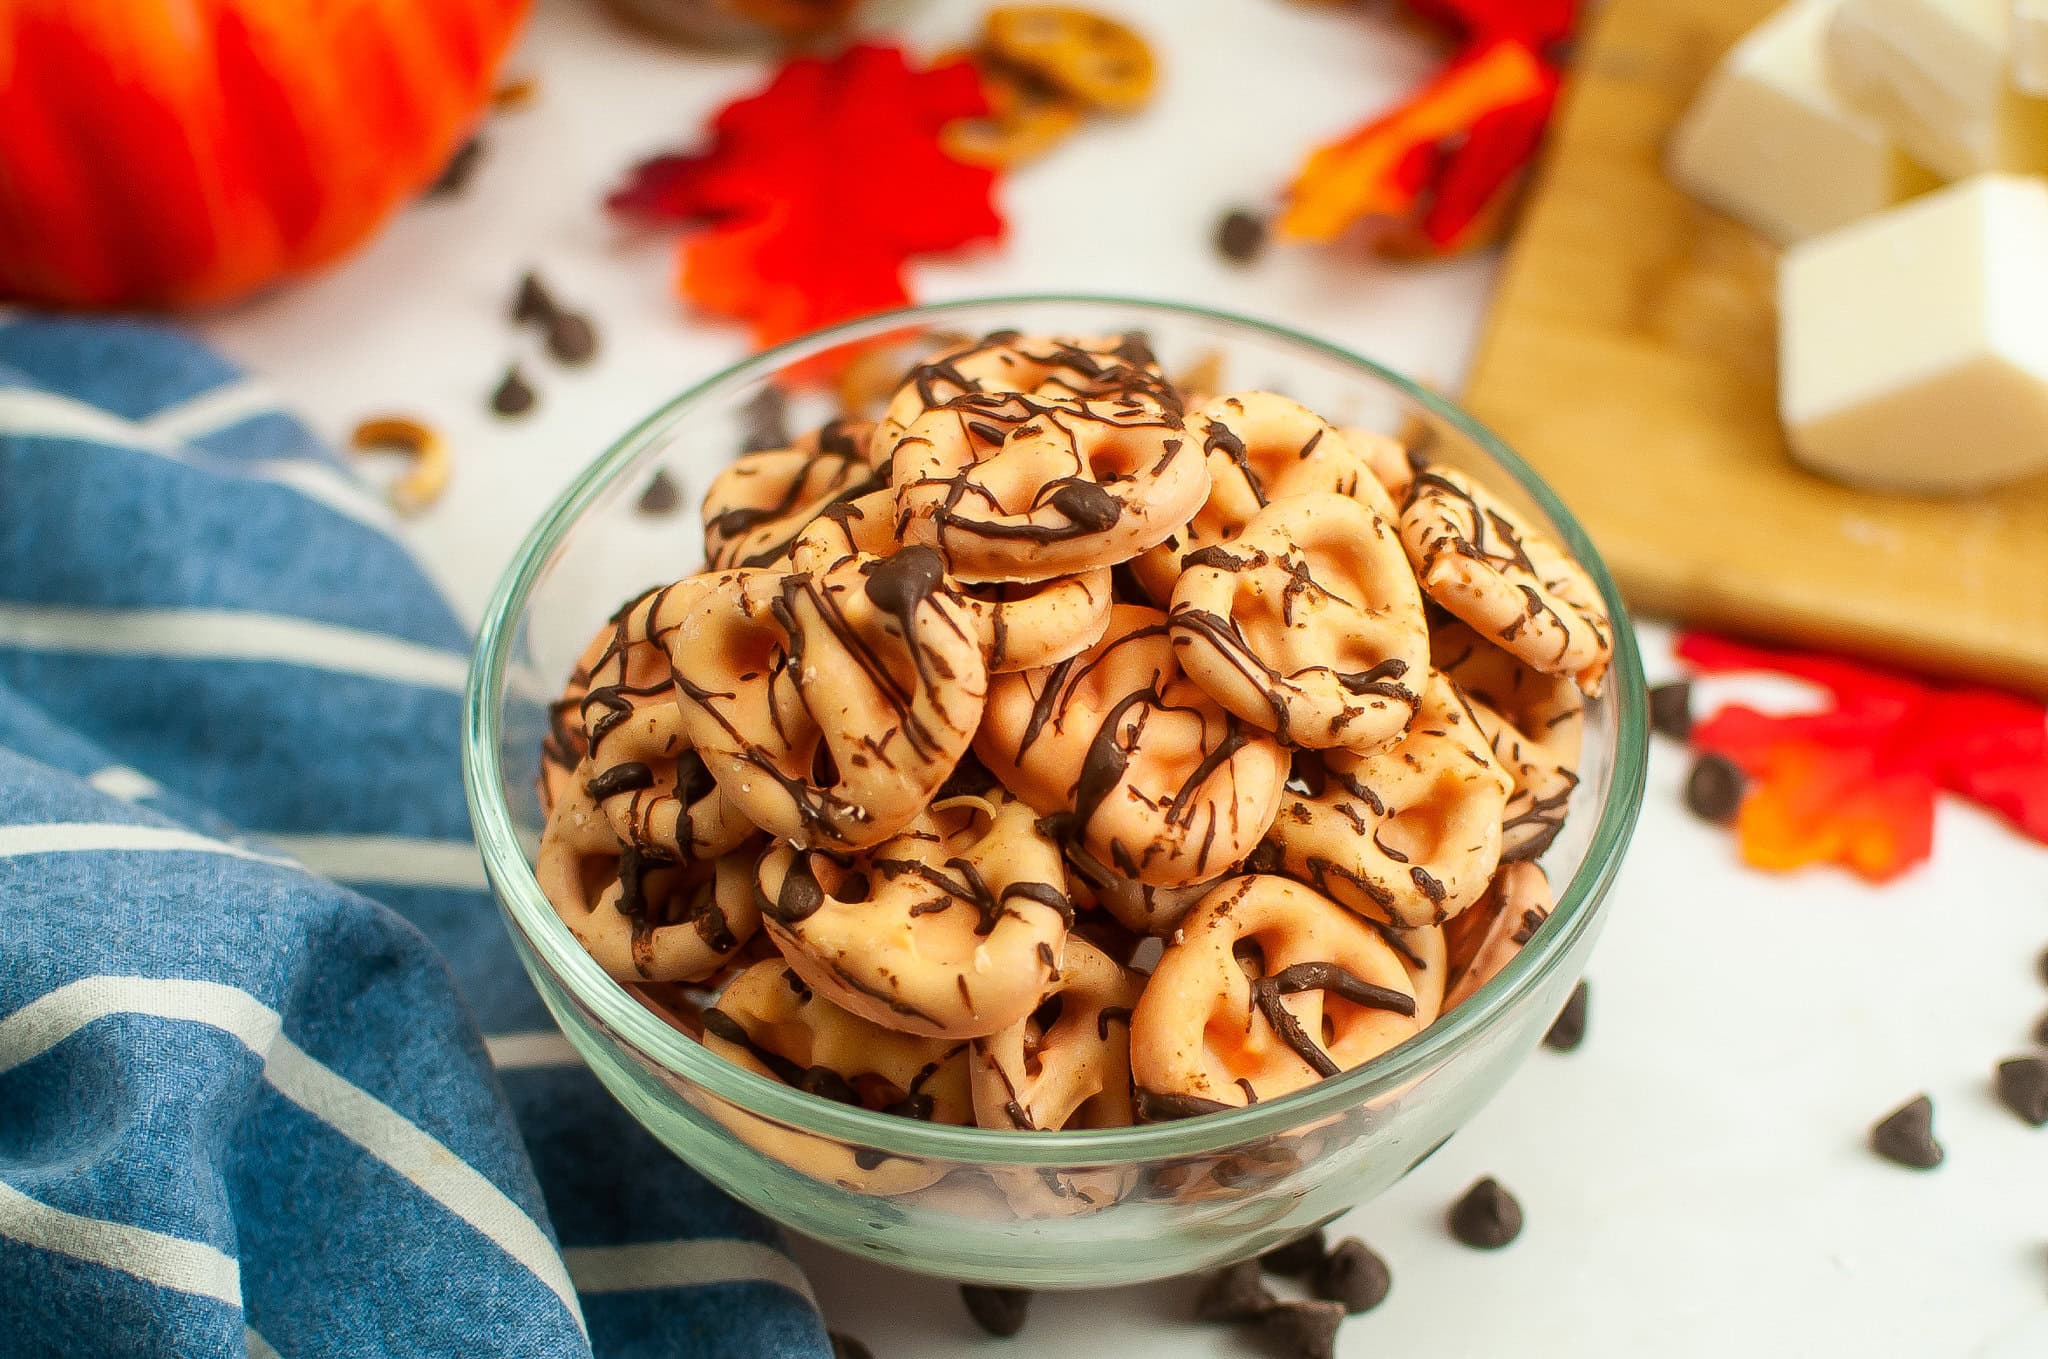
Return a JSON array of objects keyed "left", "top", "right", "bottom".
[{"left": 0, "top": 0, "right": 531, "bottom": 308}]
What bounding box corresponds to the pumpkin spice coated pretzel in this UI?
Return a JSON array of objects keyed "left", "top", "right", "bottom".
[
  {"left": 1169, "top": 491, "right": 1429, "bottom": 754},
  {"left": 532, "top": 326, "right": 1615, "bottom": 1158},
  {"left": 1130, "top": 392, "right": 1401, "bottom": 602}
]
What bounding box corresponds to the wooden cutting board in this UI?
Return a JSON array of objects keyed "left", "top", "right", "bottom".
[{"left": 1463, "top": 0, "right": 2048, "bottom": 695}]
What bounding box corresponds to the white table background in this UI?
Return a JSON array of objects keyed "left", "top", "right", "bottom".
[{"left": 195, "top": 1, "right": 2048, "bottom": 1353}]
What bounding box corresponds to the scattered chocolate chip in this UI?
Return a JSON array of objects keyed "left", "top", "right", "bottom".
[
  {"left": 829, "top": 1334, "right": 874, "bottom": 1359},
  {"left": 1193, "top": 1258, "right": 1274, "bottom": 1323},
  {"left": 1215, "top": 208, "right": 1267, "bottom": 264},
  {"left": 1258, "top": 1226, "right": 1327, "bottom": 1276},
  {"left": 741, "top": 385, "right": 792, "bottom": 453},
  {"left": 512, "top": 270, "right": 557, "bottom": 326},
  {"left": 1542, "top": 980, "right": 1590, "bottom": 1052},
  {"left": 2035, "top": 1010, "right": 2048, "bottom": 1046},
  {"left": 637, "top": 469, "right": 683, "bottom": 515},
  {"left": 1448, "top": 1177, "right": 1523, "bottom": 1249},
  {"left": 546, "top": 311, "right": 599, "bottom": 366},
  {"left": 960, "top": 1284, "right": 1030, "bottom": 1337},
  {"left": 1648, "top": 679, "right": 1694, "bottom": 740},
  {"left": 425, "top": 136, "right": 486, "bottom": 197},
  {"left": 1870, "top": 1094, "right": 1944, "bottom": 1169},
  {"left": 1313, "top": 1237, "right": 1390, "bottom": 1314},
  {"left": 1257, "top": 1299, "right": 1343, "bottom": 1359},
  {"left": 1683, "top": 752, "right": 1745, "bottom": 825},
  {"left": 1996, "top": 1056, "right": 2048, "bottom": 1126},
  {"left": 490, "top": 364, "right": 536, "bottom": 417}
]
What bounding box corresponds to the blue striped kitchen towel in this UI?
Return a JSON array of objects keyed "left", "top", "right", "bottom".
[{"left": 0, "top": 314, "right": 830, "bottom": 1359}]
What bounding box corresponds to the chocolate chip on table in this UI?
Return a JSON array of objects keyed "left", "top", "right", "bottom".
[
  {"left": 545, "top": 311, "right": 599, "bottom": 366},
  {"left": 637, "top": 469, "right": 683, "bottom": 515},
  {"left": 512, "top": 270, "right": 557, "bottom": 326},
  {"left": 740, "top": 385, "right": 792, "bottom": 453},
  {"left": 1259, "top": 1226, "right": 1327, "bottom": 1276},
  {"left": 1193, "top": 1258, "right": 1274, "bottom": 1324},
  {"left": 1313, "top": 1237, "right": 1390, "bottom": 1315},
  {"left": 425, "top": 136, "right": 486, "bottom": 197},
  {"left": 490, "top": 363, "right": 536, "bottom": 417},
  {"left": 960, "top": 1284, "right": 1030, "bottom": 1337},
  {"left": 829, "top": 1333, "right": 875, "bottom": 1359},
  {"left": 1448, "top": 1177, "right": 1523, "bottom": 1249},
  {"left": 1258, "top": 1299, "right": 1344, "bottom": 1359},
  {"left": 1215, "top": 207, "right": 1268, "bottom": 264},
  {"left": 1648, "top": 679, "right": 1694, "bottom": 740},
  {"left": 2035, "top": 1010, "right": 2048, "bottom": 1046},
  {"left": 1683, "top": 752, "right": 1746, "bottom": 825},
  {"left": 1995, "top": 1056, "right": 2048, "bottom": 1126},
  {"left": 1870, "top": 1094, "right": 1944, "bottom": 1169},
  {"left": 1543, "top": 980, "right": 1590, "bottom": 1052}
]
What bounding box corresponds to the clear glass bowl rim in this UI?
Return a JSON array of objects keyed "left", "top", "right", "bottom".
[{"left": 462, "top": 293, "right": 1650, "bottom": 1166}]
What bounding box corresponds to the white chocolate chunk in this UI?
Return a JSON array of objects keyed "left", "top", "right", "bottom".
[
  {"left": 1670, "top": 0, "right": 1936, "bottom": 243},
  {"left": 1779, "top": 173, "right": 2048, "bottom": 494},
  {"left": 1827, "top": 0, "right": 2048, "bottom": 179}
]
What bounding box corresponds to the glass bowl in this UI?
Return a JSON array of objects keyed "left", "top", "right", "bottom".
[{"left": 463, "top": 296, "right": 1648, "bottom": 1288}]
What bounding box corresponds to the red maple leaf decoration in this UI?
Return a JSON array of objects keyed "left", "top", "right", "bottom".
[
  {"left": 1679, "top": 633, "right": 2048, "bottom": 882},
  {"left": 608, "top": 44, "right": 1003, "bottom": 348}
]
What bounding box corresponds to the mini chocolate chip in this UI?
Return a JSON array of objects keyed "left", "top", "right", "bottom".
[
  {"left": 1448, "top": 1177, "right": 1523, "bottom": 1248},
  {"left": 1313, "top": 1238, "right": 1390, "bottom": 1314},
  {"left": 1648, "top": 679, "right": 1694, "bottom": 740},
  {"left": 741, "top": 385, "right": 791, "bottom": 453},
  {"left": 490, "top": 363, "right": 536, "bottom": 417},
  {"left": 512, "top": 270, "right": 556, "bottom": 326},
  {"left": 1215, "top": 208, "right": 1267, "bottom": 264},
  {"left": 637, "top": 469, "right": 682, "bottom": 515},
  {"left": 1193, "top": 1259, "right": 1273, "bottom": 1323},
  {"left": 1542, "top": 980, "right": 1590, "bottom": 1052},
  {"left": 1995, "top": 1056, "right": 2048, "bottom": 1126},
  {"left": 426, "top": 136, "right": 485, "bottom": 197},
  {"left": 1258, "top": 1299, "right": 1343, "bottom": 1359},
  {"left": 829, "top": 1333, "right": 874, "bottom": 1359},
  {"left": 960, "top": 1285, "right": 1030, "bottom": 1337},
  {"left": 1684, "top": 752, "right": 1745, "bottom": 825},
  {"left": 1871, "top": 1094, "right": 1944, "bottom": 1168},
  {"left": 546, "top": 311, "right": 599, "bottom": 366},
  {"left": 1259, "top": 1226, "right": 1327, "bottom": 1276}
]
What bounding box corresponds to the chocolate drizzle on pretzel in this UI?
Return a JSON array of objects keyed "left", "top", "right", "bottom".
[{"left": 532, "top": 327, "right": 1615, "bottom": 1151}]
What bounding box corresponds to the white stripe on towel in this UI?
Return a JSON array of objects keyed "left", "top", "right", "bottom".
[
  {"left": 145, "top": 378, "right": 280, "bottom": 442},
  {"left": 484, "top": 1031, "right": 584, "bottom": 1071},
  {"left": 0, "top": 977, "right": 586, "bottom": 1335},
  {"left": 0, "top": 1180, "right": 243, "bottom": 1306},
  {"left": 564, "top": 1239, "right": 816, "bottom": 1304},
  {"left": 85, "top": 766, "right": 163, "bottom": 802},
  {"left": 0, "top": 823, "right": 298, "bottom": 873},
  {"left": 244, "top": 1326, "right": 282, "bottom": 1359},
  {"left": 0, "top": 388, "right": 391, "bottom": 533},
  {"left": 263, "top": 835, "right": 487, "bottom": 891},
  {"left": 0, "top": 604, "right": 467, "bottom": 692}
]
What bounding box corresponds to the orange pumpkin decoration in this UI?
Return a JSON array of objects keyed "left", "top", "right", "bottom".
[{"left": 0, "top": 0, "right": 531, "bottom": 309}]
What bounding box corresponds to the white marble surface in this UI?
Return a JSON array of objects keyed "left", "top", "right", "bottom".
[{"left": 196, "top": 1, "right": 2048, "bottom": 1353}]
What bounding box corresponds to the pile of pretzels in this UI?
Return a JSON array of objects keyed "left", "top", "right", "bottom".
[{"left": 536, "top": 330, "right": 1613, "bottom": 1135}]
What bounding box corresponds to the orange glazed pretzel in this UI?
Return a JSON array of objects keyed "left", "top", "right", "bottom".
[
  {"left": 1170, "top": 491, "right": 1428, "bottom": 753},
  {"left": 969, "top": 935, "right": 1143, "bottom": 1131},
  {"left": 1129, "top": 875, "right": 1422, "bottom": 1113},
  {"left": 977, "top": 604, "right": 1289, "bottom": 888}
]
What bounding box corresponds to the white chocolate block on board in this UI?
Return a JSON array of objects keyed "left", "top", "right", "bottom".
[
  {"left": 2016, "top": 0, "right": 2048, "bottom": 94},
  {"left": 1670, "top": 0, "right": 1936, "bottom": 243},
  {"left": 1779, "top": 173, "right": 2048, "bottom": 494},
  {"left": 1827, "top": 0, "right": 2048, "bottom": 179}
]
